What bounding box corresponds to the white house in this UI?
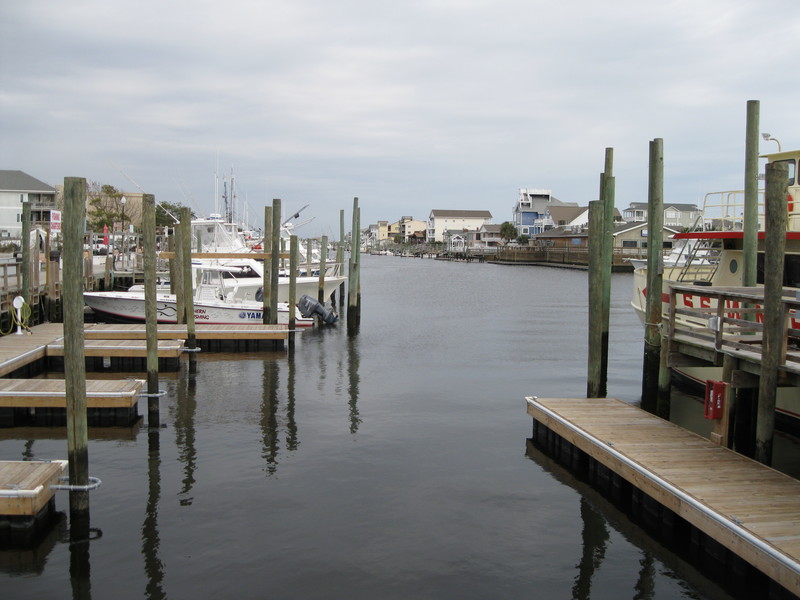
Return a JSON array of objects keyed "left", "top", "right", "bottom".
[
  {"left": 0, "top": 170, "right": 57, "bottom": 239},
  {"left": 427, "top": 209, "right": 492, "bottom": 243},
  {"left": 622, "top": 202, "right": 701, "bottom": 229}
]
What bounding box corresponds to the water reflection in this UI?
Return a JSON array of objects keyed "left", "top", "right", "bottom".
[
  {"left": 525, "top": 440, "right": 733, "bottom": 600},
  {"left": 173, "top": 370, "right": 197, "bottom": 506},
  {"left": 141, "top": 428, "right": 165, "bottom": 600},
  {"left": 69, "top": 512, "right": 92, "bottom": 600},
  {"left": 347, "top": 335, "right": 361, "bottom": 434},
  {"left": 260, "top": 355, "right": 300, "bottom": 476},
  {"left": 572, "top": 497, "right": 609, "bottom": 600}
]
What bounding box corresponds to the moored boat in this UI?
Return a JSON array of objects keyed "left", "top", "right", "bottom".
[{"left": 630, "top": 148, "right": 800, "bottom": 432}]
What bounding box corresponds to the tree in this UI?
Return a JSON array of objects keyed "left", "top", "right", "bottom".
[
  {"left": 156, "top": 201, "right": 193, "bottom": 227},
  {"left": 86, "top": 183, "right": 125, "bottom": 233},
  {"left": 499, "top": 221, "right": 518, "bottom": 245}
]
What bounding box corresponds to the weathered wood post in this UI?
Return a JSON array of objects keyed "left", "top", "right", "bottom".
[
  {"left": 318, "top": 235, "right": 328, "bottom": 304},
  {"left": 289, "top": 235, "right": 298, "bottom": 339},
  {"left": 21, "top": 199, "right": 31, "bottom": 306},
  {"left": 174, "top": 224, "right": 185, "bottom": 325},
  {"left": 63, "top": 177, "right": 90, "bottom": 517},
  {"left": 270, "top": 200, "right": 281, "bottom": 325},
  {"left": 180, "top": 208, "right": 197, "bottom": 371},
  {"left": 306, "top": 238, "right": 313, "bottom": 278},
  {"left": 347, "top": 199, "right": 361, "bottom": 334},
  {"left": 262, "top": 206, "right": 273, "bottom": 324},
  {"left": 587, "top": 199, "right": 606, "bottom": 398},
  {"left": 142, "top": 194, "right": 160, "bottom": 425},
  {"left": 742, "top": 100, "right": 760, "bottom": 288},
  {"left": 335, "top": 209, "right": 345, "bottom": 310},
  {"left": 755, "top": 160, "right": 788, "bottom": 465},
  {"left": 600, "top": 148, "right": 615, "bottom": 389},
  {"left": 642, "top": 139, "right": 665, "bottom": 415}
]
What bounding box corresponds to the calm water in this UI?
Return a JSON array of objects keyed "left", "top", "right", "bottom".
[{"left": 1, "top": 256, "right": 751, "bottom": 598}]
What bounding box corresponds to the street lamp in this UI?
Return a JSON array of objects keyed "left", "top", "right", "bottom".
[
  {"left": 762, "top": 133, "right": 782, "bottom": 152},
  {"left": 120, "top": 196, "right": 126, "bottom": 269}
]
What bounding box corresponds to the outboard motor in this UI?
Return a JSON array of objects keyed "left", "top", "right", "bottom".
[{"left": 298, "top": 294, "right": 338, "bottom": 325}]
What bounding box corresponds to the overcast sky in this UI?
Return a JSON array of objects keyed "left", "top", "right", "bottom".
[{"left": 2, "top": 0, "right": 797, "bottom": 238}]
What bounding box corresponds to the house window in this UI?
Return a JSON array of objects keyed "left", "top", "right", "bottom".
[{"left": 622, "top": 240, "right": 638, "bottom": 248}]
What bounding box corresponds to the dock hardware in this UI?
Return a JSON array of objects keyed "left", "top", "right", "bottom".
[{"left": 51, "top": 476, "right": 102, "bottom": 492}]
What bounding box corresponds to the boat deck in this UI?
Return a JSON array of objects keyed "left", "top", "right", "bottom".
[{"left": 526, "top": 396, "right": 800, "bottom": 597}]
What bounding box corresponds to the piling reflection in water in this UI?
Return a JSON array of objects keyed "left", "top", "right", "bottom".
[
  {"left": 572, "top": 497, "right": 609, "bottom": 600},
  {"left": 173, "top": 370, "right": 197, "bottom": 506},
  {"left": 142, "top": 428, "right": 164, "bottom": 600},
  {"left": 347, "top": 335, "right": 361, "bottom": 434}
]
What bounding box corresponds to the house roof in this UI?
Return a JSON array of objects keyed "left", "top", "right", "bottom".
[
  {"left": 547, "top": 205, "right": 587, "bottom": 224},
  {"left": 480, "top": 224, "right": 501, "bottom": 233},
  {"left": 0, "top": 170, "right": 55, "bottom": 193},
  {"left": 625, "top": 202, "right": 699, "bottom": 211},
  {"left": 430, "top": 209, "right": 492, "bottom": 219}
]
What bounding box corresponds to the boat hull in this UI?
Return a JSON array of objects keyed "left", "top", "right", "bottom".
[{"left": 84, "top": 292, "right": 314, "bottom": 327}]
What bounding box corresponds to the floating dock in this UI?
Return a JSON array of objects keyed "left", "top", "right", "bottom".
[
  {"left": 0, "top": 460, "right": 68, "bottom": 545},
  {"left": 526, "top": 396, "right": 800, "bottom": 598}
]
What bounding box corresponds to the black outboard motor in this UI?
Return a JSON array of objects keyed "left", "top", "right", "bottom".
[{"left": 298, "top": 294, "right": 338, "bottom": 325}]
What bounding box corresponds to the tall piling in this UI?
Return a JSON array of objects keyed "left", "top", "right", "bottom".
[
  {"left": 318, "top": 235, "right": 328, "bottom": 304},
  {"left": 600, "top": 148, "right": 615, "bottom": 389},
  {"left": 143, "top": 194, "right": 160, "bottom": 425},
  {"left": 21, "top": 199, "right": 31, "bottom": 306},
  {"left": 180, "top": 208, "right": 197, "bottom": 372},
  {"left": 289, "top": 235, "right": 298, "bottom": 340},
  {"left": 347, "top": 199, "right": 361, "bottom": 334},
  {"left": 755, "top": 161, "right": 788, "bottom": 465},
  {"left": 63, "top": 177, "right": 90, "bottom": 517},
  {"left": 642, "top": 139, "right": 665, "bottom": 415},
  {"left": 587, "top": 199, "right": 606, "bottom": 398},
  {"left": 263, "top": 207, "right": 273, "bottom": 324},
  {"left": 336, "top": 209, "right": 345, "bottom": 310},
  {"left": 742, "top": 100, "right": 760, "bottom": 288},
  {"left": 174, "top": 224, "right": 185, "bottom": 325},
  {"left": 270, "top": 200, "right": 281, "bottom": 326}
]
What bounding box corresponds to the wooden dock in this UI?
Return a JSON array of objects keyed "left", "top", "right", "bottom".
[
  {"left": 84, "top": 323, "right": 289, "bottom": 341},
  {"left": 0, "top": 460, "right": 67, "bottom": 517},
  {"left": 45, "top": 338, "right": 185, "bottom": 359},
  {"left": 527, "top": 396, "right": 800, "bottom": 597},
  {"left": 0, "top": 378, "right": 144, "bottom": 408}
]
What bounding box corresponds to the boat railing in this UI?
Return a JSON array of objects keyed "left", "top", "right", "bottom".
[
  {"left": 666, "top": 283, "right": 800, "bottom": 375},
  {"left": 700, "top": 190, "right": 766, "bottom": 232}
]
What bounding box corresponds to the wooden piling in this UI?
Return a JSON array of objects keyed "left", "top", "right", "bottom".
[
  {"left": 174, "top": 224, "right": 185, "bottom": 325},
  {"left": 263, "top": 207, "right": 272, "bottom": 324},
  {"left": 642, "top": 139, "right": 665, "bottom": 415},
  {"left": 63, "top": 177, "right": 90, "bottom": 516},
  {"left": 180, "top": 208, "right": 197, "bottom": 371},
  {"left": 21, "top": 200, "right": 31, "bottom": 306},
  {"left": 755, "top": 161, "right": 788, "bottom": 465},
  {"left": 742, "top": 100, "right": 760, "bottom": 288},
  {"left": 336, "top": 209, "right": 345, "bottom": 310},
  {"left": 586, "top": 200, "right": 606, "bottom": 398},
  {"left": 142, "top": 194, "right": 159, "bottom": 425},
  {"left": 347, "top": 199, "right": 361, "bottom": 334},
  {"left": 600, "top": 148, "right": 614, "bottom": 390},
  {"left": 289, "top": 235, "right": 298, "bottom": 336},
  {"left": 318, "top": 235, "right": 328, "bottom": 304},
  {"left": 269, "top": 200, "right": 281, "bottom": 326},
  {"left": 587, "top": 199, "right": 605, "bottom": 398},
  {"left": 306, "top": 239, "right": 313, "bottom": 279}
]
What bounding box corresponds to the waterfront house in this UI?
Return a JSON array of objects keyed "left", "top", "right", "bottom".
[
  {"left": 0, "top": 170, "right": 57, "bottom": 239},
  {"left": 622, "top": 202, "right": 700, "bottom": 230},
  {"left": 531, "top": 221, "right": 680, "bottom": 254},
  {"left": 466, "top": 224, "right": 502, "bottom": 249},
  {"left": 427, "top": 209, "right": 492, "bottom": 243},
  {"left": 535, "top": 205, "right": 623, "bottom": 232},
  {"left": 513, "top": 189, "right": 577, "bottom": 236}
]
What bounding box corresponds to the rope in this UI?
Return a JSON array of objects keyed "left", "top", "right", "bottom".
[{"left": 1, "top": 298, "right": 32, "bottom": 336}]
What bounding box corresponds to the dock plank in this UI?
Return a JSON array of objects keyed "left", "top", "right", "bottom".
[{"left": 527, "top": 396, "right": 800, "bottom": 596}]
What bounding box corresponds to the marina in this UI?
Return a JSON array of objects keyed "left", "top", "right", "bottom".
[{"left": 2, "top": 256, "right": 796, "bottom": 598}]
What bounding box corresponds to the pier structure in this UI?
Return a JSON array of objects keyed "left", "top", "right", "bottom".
[{"left": 527, "top": 396, "right": 800, "bottom": 599}]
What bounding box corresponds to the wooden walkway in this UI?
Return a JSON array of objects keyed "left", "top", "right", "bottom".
[
  {"left": 0, "top": 460, "right": 67, "bottom": 517},
  {"left": 526, "top": 396, "right": 800, "bottom": 597}
]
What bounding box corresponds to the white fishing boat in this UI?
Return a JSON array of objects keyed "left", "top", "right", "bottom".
[
  {"left": 85, "top": 265, "right": 318, "bottom": 327},
  {"left": 630, "top": 148, "right": 800, "bottom": 432}
]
